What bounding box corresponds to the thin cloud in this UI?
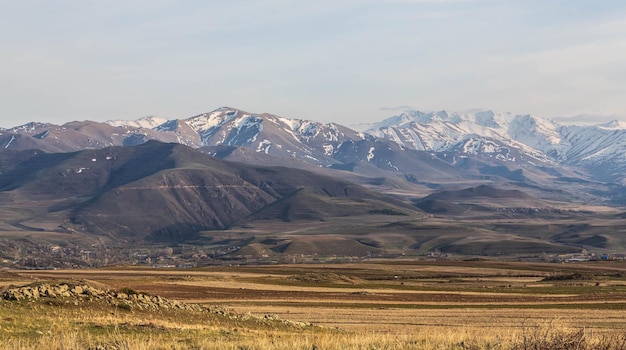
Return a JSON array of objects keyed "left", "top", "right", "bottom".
[
  {"left": 380, "top": 106, "right": 415, "bottom": 111},
  {"left": 552, "top": 113, "right": 626, "bottom": 126}
]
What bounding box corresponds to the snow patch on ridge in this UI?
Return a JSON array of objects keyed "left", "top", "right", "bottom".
[
  {"left": 4, "top": 135, "right": 15, "bottom": 149},
  {"left": 367, "top": 147, "right": 375, "bottom": 162},
  {"left": 223, "top": 115, "right": 263, "bottom": 146},
  {"left": 257, "top": 140, "right": 272, "bottom": 154}
]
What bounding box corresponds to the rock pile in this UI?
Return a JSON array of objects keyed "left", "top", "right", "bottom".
[
  {"left": 2, "top": 282, "right": 314, "bottom": 328},
  {"left": 2, "top": 283, "right": 207, "bottom": 312}
]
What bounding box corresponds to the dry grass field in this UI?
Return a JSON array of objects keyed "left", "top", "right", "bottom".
[{"left": 2, "top": 260, "right": 626, "bottom": 349}]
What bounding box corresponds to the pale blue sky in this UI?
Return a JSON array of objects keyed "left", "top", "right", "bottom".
[{"left": 2, "top": 0, "right": 626, "bottom": 128}]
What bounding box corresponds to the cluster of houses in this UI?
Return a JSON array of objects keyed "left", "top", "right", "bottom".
[{"left": 556, "top": 251, "right": 626, "bottom": 263}]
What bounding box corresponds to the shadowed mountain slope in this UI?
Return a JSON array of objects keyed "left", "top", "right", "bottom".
[{"left": 0, "top": 141, "right": 418, "bottom": 242}]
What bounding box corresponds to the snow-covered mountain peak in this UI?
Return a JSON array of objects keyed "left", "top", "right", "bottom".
[
  {"left": 106, "top": 116, "right": 169, "bottom": 129},
  {"left": 183, "top": 108, "right": 241, "bottom": 133},
  {"left": 507, "top": 114, "right": 564, "bottom": 151}
]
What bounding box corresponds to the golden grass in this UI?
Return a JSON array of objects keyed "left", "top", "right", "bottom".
[{"left": 2, "top": 310, "right": 626, "bottom": 350}]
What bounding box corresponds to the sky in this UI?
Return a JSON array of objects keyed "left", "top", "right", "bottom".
[{"left": 2, "top": 0, "right": 626, "bottom": 128}]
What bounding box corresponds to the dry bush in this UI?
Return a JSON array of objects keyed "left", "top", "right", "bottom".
[
  {"left": 510, "top": 321, "right": 626, "bottom": 350},
  {"left": 512, "top": 324, "right": 586, "bottom": 350}
]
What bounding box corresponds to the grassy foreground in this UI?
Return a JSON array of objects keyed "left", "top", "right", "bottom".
[{"left": 2, "top": 299, "right": 626, "bottom": 350}]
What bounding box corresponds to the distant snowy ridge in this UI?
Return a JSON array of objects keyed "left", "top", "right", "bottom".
[
  {"left": 596, "top": 120, "right": 626, "bottom": 130},
  {"left": 358, "top": 109, "right": 626, "bottom": 181},
  {"left": 5, "top": 107, "right": 626, "bottom": 184},
  {"left": 358, "top": 110, "right": 559, "bottom": 161}
]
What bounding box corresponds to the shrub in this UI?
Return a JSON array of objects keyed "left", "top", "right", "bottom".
[{"left": 510, "top": 321, "right": 626, "bottom": 350}]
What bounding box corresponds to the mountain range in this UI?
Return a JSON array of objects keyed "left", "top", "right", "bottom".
[
  {"left": 1, "top": 107, "right": 626, "bottom": 262},
  {"left": 3, "top": 107, "right": 624, "bottom": 200}
]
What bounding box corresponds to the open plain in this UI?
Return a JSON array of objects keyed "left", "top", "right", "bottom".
[{"left": 2, "top": 259, "right": 626, "bottom": 349}]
